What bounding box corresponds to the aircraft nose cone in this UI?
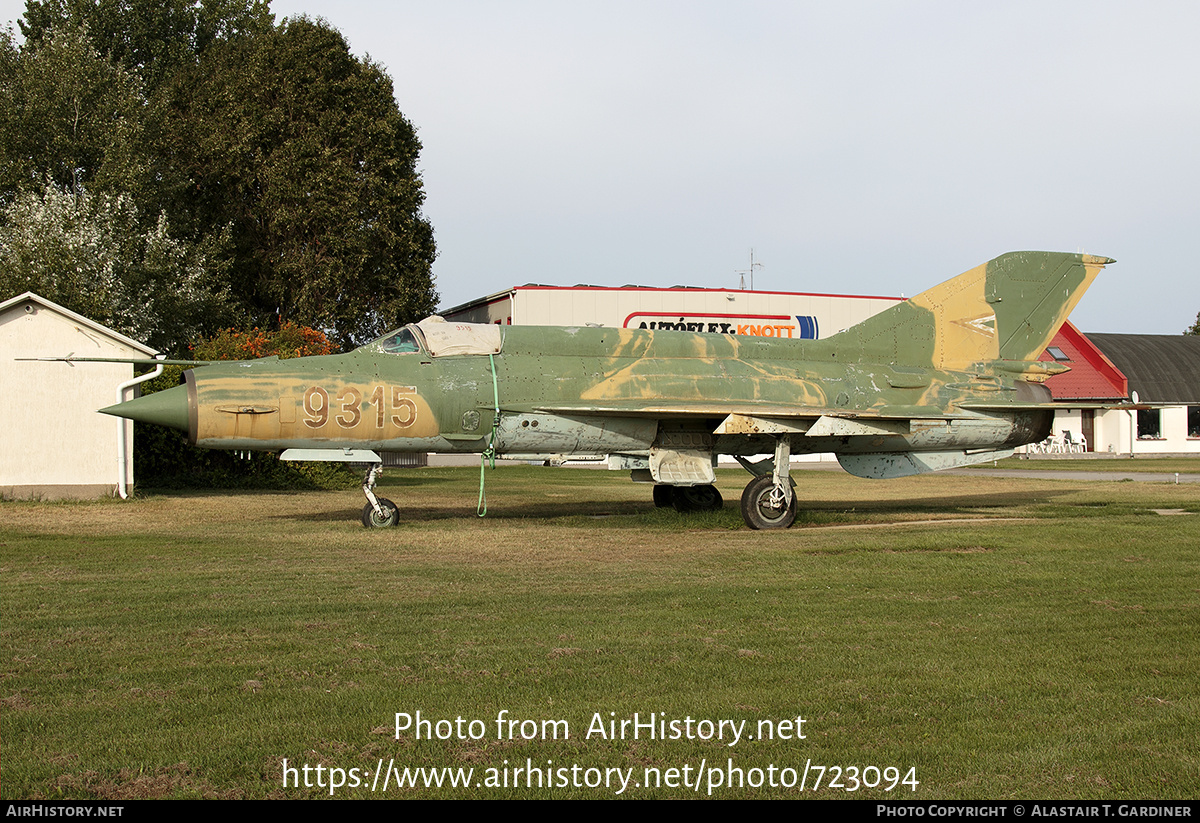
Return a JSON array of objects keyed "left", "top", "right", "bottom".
[{"left": 100, "top": 384, "right": 189, "bottom": 432}]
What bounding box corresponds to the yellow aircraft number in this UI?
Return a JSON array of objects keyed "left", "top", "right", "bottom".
[{"left": 303, "top": 385, "right": 418, "bottom": 430}]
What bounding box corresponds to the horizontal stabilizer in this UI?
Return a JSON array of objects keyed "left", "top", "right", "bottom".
[{"left": 961, "top": 402, "right": 1159, "bottom": 411}]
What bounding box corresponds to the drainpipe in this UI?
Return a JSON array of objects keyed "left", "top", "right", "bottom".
[
  {"left": 1127, "top": 392, "right": 1140, "bottom": 459},
  {"left": 116, "top": 357, "right": 165, "bottom": 499}
]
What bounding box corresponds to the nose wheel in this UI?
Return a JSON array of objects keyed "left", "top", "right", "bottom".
[
  {"left": 361, "top": 463, "right": 399, "bottom": 528},
  {"left": 362, "top": 498, "right": 399, "bottom": 528}
]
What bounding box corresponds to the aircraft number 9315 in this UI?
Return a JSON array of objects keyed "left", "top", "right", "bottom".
[{"left": 303, "top": 385, "right": 418, "bottom": 430}]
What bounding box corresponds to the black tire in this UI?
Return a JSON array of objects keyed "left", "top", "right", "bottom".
[
  {"left": 739, "top": 475, "right": 796, "bottom": 530},
  {"left": 361, "top": 497, "right": 399, "bottom": 528},
  {"left": 652, "top": 485, "right": 674, "bottom": 508},
  {"left": 671, "top": 484, "right": 724, "bottom": 513}
]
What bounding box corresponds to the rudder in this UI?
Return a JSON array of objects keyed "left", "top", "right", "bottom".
[{"left": 985, "top": 251, "right": 1110, "bottom": 363}]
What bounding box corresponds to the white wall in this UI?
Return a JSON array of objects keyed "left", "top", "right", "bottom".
[
  {"left": 1051, "top": 406, "right": 1200, "bottom": 456},
  {"left": 1129, "top": 406, "right": 1200, "bottom": 454},
  {"left": 0, "top": 300, "right": 145, "bottom": 497},
  {"left": 446, "top": 286, "right": 903, "bottom": 340}
]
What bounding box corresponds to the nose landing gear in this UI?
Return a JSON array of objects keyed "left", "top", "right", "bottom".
[{"left": 361, "top": 463, "right": 399, "bottom": 528}]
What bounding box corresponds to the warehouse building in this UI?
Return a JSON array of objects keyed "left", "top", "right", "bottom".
[{"left": 442, "top": 283, "right": 904, "bottom": 339}]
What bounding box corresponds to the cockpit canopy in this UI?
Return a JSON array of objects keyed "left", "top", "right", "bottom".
[
  {"left": 378, "top": 327, "right": 421, "bottom": 354},
  {"left": 369, "top": 316, "right": 504, "bottom": 357}
]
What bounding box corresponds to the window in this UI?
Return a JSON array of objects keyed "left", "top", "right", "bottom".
[
  {"left": 381, "top": 328, "right": 420, "bottom": 354},
  {"left": 1046, "top": 346, "right": 1070, "bottom": 362},
  {"left": 1189, "top": 406, "right": 1200, "bottom": 439},
  {"left": 1137, "top": 409, "right": 1162, "bottom": 440}
]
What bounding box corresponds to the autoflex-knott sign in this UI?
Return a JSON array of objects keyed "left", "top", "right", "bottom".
[{"left": 624, "top": 313, "right": 820, "bottom": 339}]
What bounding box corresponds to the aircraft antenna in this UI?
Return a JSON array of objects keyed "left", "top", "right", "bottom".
[{"left": 735, "top": 248, "right": 764, "bottom": 291}]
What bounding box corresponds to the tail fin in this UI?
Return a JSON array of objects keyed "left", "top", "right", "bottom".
[{"left": 830, "top": 251, "right": 1112, "bottom": 370}]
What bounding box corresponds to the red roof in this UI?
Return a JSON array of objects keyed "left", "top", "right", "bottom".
[{"left": 1040, "top": 321, "right": 1127, "bottom": 401}]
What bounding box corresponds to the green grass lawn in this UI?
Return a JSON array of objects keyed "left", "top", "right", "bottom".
[
  {"left": 2, "top": 467, "right": 1198, "bottom": 799},
  {"left": 988, "top": 456, "right": 1200, "bottom": 473}
]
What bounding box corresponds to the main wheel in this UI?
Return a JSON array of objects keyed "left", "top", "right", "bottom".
[
  {"left": 740, "top": 475, "right": 796, "bottom": 530},
  {"left": 672, "top": 484, "right": 724, "bottom": 513},
  {"left": 361, "top": 497, "right": 399, "bottom": 528},
  {"left": 652, "top": 485, "right": 674, "bottom": 508}
]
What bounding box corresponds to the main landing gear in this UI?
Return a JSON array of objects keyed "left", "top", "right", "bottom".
[
  {"left": 650, "top": 438, "right": 798, "bottom": 529},
  {"left": 653, "top": 483, "right": 724, "bottom": 513},
  {"left": 734, "top": 438, "right": 796, "bottom": 530},
  {"left": 739, "top": 474, "right": 796, "bottom": 530},
  {"left": 361, "top": 463, "right": 399, "bottom": 528}
]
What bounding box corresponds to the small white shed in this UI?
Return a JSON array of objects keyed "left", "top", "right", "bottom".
[{"left": 1, "top": 292, "right": 157, "bottom": 499}]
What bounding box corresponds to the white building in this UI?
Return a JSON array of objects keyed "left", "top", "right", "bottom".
[
  {"left": 1086, "top": 333, "right": 1200, "bottom": 455},
  {"left": 1035, "top": 323, "right": 1200, "bottom": 456},
  {"left": 442, "top": 283, "right": 903, "bottom": 340},
  {"left": 1, "top": 293, "right": 157, "bottom": 499}
]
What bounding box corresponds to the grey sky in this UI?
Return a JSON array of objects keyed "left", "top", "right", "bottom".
[{"left": 7, "top": 1, "right": 1198, "bottom": 333}]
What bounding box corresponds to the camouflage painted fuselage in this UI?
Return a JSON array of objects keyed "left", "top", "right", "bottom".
[{"left": 136, "top": 251, "right": 1108, "bottom": 479}]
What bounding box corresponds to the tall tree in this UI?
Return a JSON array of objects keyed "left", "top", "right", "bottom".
[
  {"left": 1187, "top": 312, "right": 1199, "bottom": 335},
  {"left": 0, "top": 22, "right": 233, "bottom": 352},
  {"left": 163, "top": 15, "right": 437, "bottom": 347},
  {"left": 3, "top": 3, "right": 437, "bottom": 350},
  {"left": 19, "top": 0, "right": 272, "bottom": 91},
  {"left": 0, "top": 24, "right": 147, "bottom": 201},
  {"left": 0, "top": 182, "right": 233, "bottom": 352}
]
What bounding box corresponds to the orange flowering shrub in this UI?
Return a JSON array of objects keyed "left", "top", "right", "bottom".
[{"left": 190, "top": 322, "right": 335, "bottom": 361}]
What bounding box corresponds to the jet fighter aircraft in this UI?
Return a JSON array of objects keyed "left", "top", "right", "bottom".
[{"left": 101, "top": 251, "right": 1109, "bottom": 530}]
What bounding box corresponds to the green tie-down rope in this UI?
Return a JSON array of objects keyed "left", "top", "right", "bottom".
[{"left": 478, "top": 353, "right": 501, "bottom": 516}]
